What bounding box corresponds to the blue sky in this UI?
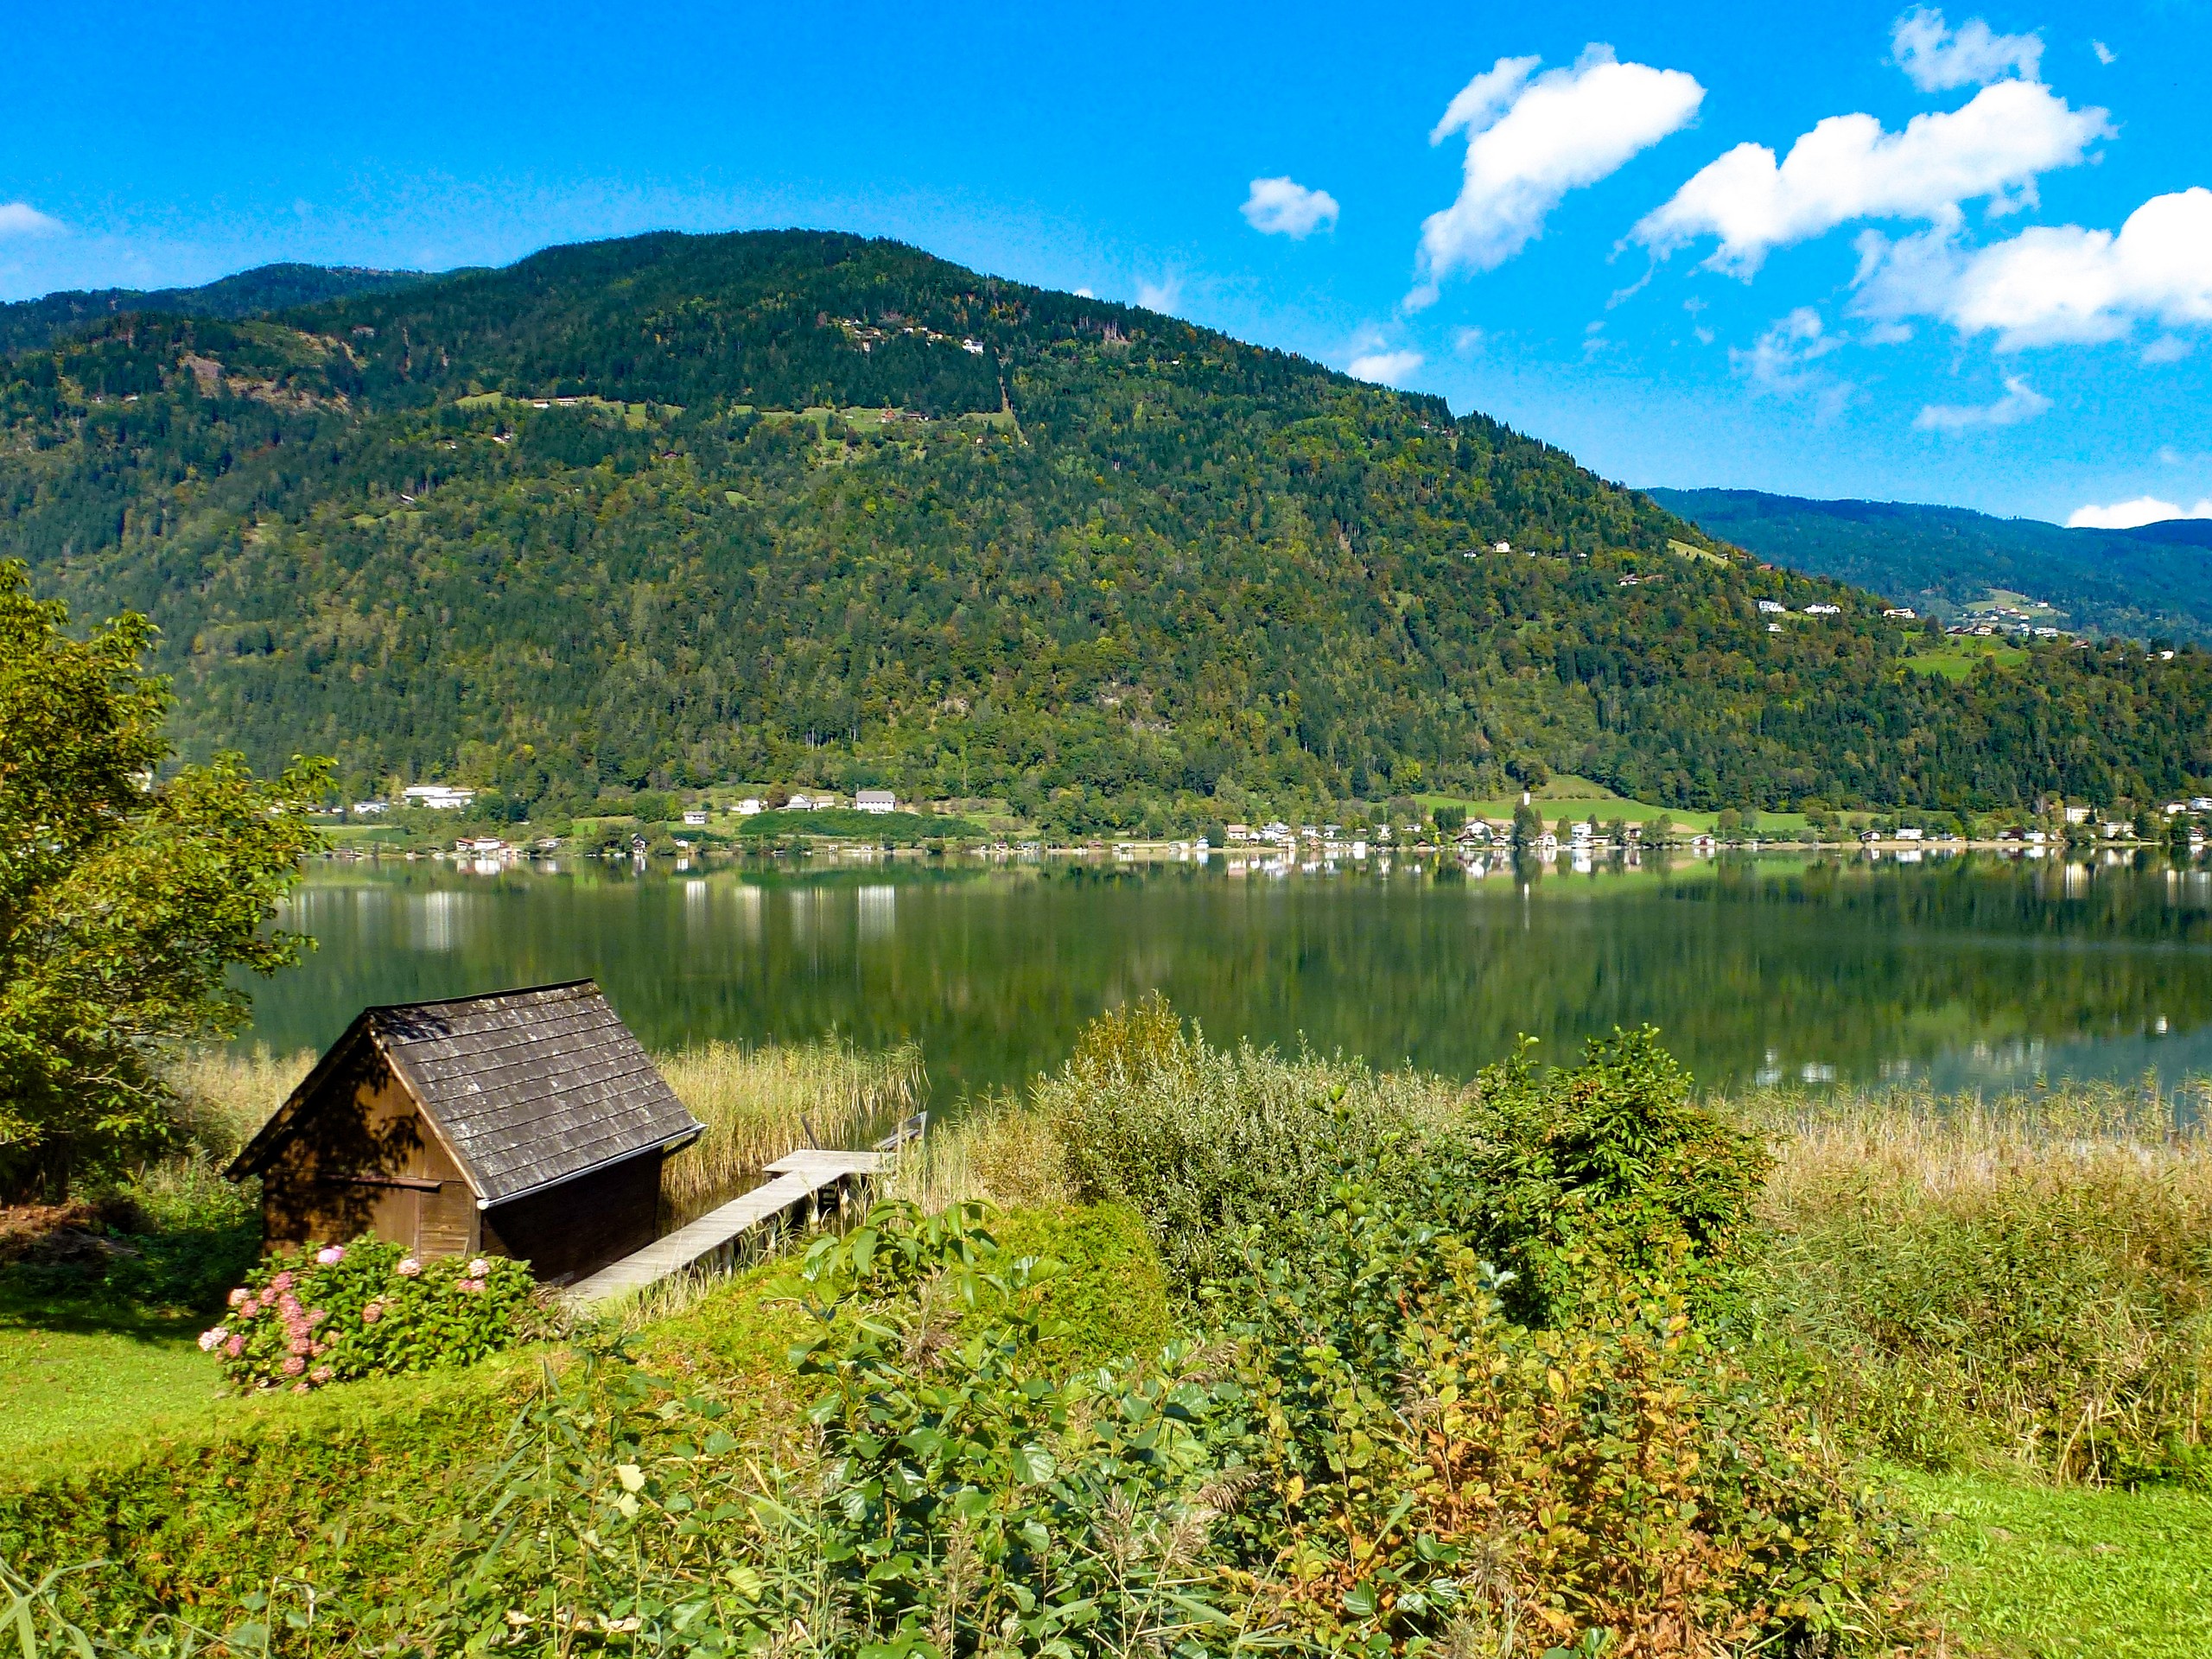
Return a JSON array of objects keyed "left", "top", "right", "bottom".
[{"left": 1, "top": 0, "right": 2207, "bottom": 525}]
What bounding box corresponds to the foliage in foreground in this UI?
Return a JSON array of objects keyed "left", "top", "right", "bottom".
[{"left": 0, "top": 561, "right": 326, "bottom": 1198}]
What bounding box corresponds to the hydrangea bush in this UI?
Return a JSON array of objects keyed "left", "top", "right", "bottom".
[{"left": 200, "top": 1237, "right": 536, "bottom": 1393}]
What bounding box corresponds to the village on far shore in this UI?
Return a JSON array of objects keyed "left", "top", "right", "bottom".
[{"left": 310, "top": 774, "right": 2212, "bottom": 874}]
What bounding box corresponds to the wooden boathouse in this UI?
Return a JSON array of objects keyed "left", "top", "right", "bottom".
[{"left": 226, "top": 982, "right": 703, "bottom": 1285}]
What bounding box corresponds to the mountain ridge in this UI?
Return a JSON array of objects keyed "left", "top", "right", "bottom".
[
  {"left": 3, "top": 229, "right": 2209, "bottom": 830},
  {"left": 1653, "top": 486, "right": 2212, "bottom": 645}
]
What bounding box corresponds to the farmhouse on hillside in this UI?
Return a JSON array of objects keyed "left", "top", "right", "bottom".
[{"left": 226, "top": 982, "right": 702, "bottom": 1284}]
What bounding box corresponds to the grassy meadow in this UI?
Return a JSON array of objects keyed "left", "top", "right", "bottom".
[{"left": 8, "top": 1020, "right": 2212, "bottom": 1655}]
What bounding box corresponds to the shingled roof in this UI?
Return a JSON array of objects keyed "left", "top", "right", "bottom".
[{"left": 230, "top": 982, "right": 702, "bottom": 1205}]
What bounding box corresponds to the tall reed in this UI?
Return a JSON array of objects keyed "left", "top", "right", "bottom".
[
  {"left": 1731, "top": 1077, "right": 2212, "bottom": 1482},
  {"left": 658, "top": 1037, "right": 926, "bottom": 1221}
]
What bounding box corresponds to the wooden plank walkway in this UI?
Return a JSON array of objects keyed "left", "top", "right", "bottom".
[{"left": 562, "top": 1147, "right": 883, "bottom": 1306}]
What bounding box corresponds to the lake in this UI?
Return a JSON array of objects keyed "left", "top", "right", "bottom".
[{"left": 246, "top": 849, "right": 2212, "bottom": 1103}]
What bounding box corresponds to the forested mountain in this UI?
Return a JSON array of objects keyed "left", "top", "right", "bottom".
[
  {"left": 1653, "top": 487, "right": 2212, "bottom": 647},
  {"left": 0, "top": 263, "right": 432, "bottom": 357},
  {"left": 4, "top": 228, "right": 2211, "bottom": 832}
]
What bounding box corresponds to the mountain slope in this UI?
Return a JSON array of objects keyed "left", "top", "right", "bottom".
[
  {"left": 4, "top": 229, "right": 2210, "bottom": 829},
  {"left": 0, "top": 263, "right": 435, "bottom": 357},
  {"left": 1652, "top": 487, "right": 2212, "bottom": 645}
]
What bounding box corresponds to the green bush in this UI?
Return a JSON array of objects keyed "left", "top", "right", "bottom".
[
  {"left": 1048, "top": 995, "right": 1462, "bottom": 1293},
  {"left": 207, "top": 1237, "right": 536, "bottom": 1392}
]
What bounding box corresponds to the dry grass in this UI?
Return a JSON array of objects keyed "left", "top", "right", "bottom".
[
  {"left": 163, "top": 1046, "right": 315, "bottom": 1161},
  {"left": 884, "top": 1091, "right": 1071, "bottom": 1212},
  {"left": 658, "top": 1038, "right": 926, "bottom": 1221}
]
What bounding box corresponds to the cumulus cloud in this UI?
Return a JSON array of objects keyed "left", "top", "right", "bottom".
[
  {"left": 2142, "top": 335, "right": 2191, "bottom": 364},
  {"left": 1853, "top": 187, "right": 2212, "bottom": 347},
  {"left": 1891, "top": 8, "right": 2043, "bottom": 90},
  {"left": 2092, "top": 40, "right": 2116, "bottom": 66},
  {"left": 1347, "top": 350, "right": 1425, "bottom": 386},
  {"left": 1634, "top": 79, "right": 2110, "bottom": 275},
  {"left": 1135, "top": 275, "right": 1183, "bottom": 315},
  {"left": 1413, "top": 46, "right": 1703, "bottom": 299},
  {"left": 1913, "top": 373, "right": 2051, "bottom": 429},
  {"left": 2068, "top": 495, "right": 2212, "bottom": 529},
  {"left": 1242, "top": 176, "right": 1340, "bottom": 238},
  {"left": 0, "top": 201, "right": 62, "bottom": 238}
]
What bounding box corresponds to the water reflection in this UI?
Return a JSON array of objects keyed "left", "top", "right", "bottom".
[{"left": 246, "top": 852, "right": 2212, "bottom": 1103}]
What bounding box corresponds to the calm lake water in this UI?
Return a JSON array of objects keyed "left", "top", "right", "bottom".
[{"left": 246, "top": 850, "right": 2212, "bottom": 1103}]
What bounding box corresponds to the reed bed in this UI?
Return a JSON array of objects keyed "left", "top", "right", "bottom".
[
  {"left": 883, "top": 1090, "right": 1071, "bottom": 1213},
  {"left": 163, "top": 1046, "right": 316, "bottom": 1162},
  {"left": 658, "top": 1037, "right": 926, "bottom": 1222},
  {"left": 1726, "top": 1077, "right": 2212, "bottom": 1482}
]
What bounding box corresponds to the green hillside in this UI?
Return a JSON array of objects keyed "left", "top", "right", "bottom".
[
  {"left": 1653, "top": 486, "right": 2212, "bottom": 646},
  {"left": 4, "top": 228, "right": 2211, "bottom": 834},
  {"left": 0, "top": 263, "right": 435, "bottom": 358}
]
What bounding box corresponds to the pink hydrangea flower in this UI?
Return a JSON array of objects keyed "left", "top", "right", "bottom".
[
  {"left": 238, "top": 1297, "right": 259, "bottom": 1319},
  {"left": 458, "top": 1278, "right": 485, "bottom": 1293},
  {"left": 292, "top": 1382, "right": 310, "bottom": 1394},
  {"left": 361, "top": 1302, "right": 383, "bottom": 1324},
  {"left": 467, "top": 1259, "right": 490, "bottom": 1278},
  {"left": 283, "top": 1356, "right": 306, "bottom": 1376},
  {"left": 311, "top": 1341, "right": 328, "bottom": 1357},
  {"left": 308, "top": 1307, "right": 327, "bottom": 1326},
  {"left": 310, "top": 1366, "right": 334, "bottom": 1385},
  {"left": 198, "top": 1327, "right": 227, "bottom": 1351},
  {"left": 289, "top": 1336, "right": 311, "bottom": 1357},
  {"left": 397, "top": 1256, "right": 423, "bottom": 1277},
  {"left": 316, "top": 1245, "right": 346, "bottom": 1265},
  {"left": 227, "top": 1287, "right": 249, "bottom": 1308},
  {"left": 226, "top": 1335, "right": 245, "bottom": 1358},
  {"left": 270, "top": 1271, "right": 295, "bottom": 1292}
]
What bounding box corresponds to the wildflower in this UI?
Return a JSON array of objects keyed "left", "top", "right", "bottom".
[
  {"left": 361, "top": 1302, "right": 383, "bottom": 1324},
  {"left": 397, "top": 1256, "right": 423, "bottom": 1277},
  {"left": 226, "top": 1336, "right": 245, "bottom": 1358},
  {"left": 467, "top": 1259, "right": 490, "bottom": 1278},
  {"left": 317, "top": 1245, "right": 346, "bottom": 1265},
  {"left": 199, "top": 1327, "right": 228, "bottom": 1351},
  {"left": 283, "top": 1356, "right": 306, "bottom": 1376},
  {"left": 227, "top": 1287, "right": 248, "bottom": 1308}
]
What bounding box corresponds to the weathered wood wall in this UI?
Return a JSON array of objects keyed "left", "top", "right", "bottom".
[{"left": 482, "top": 1150, "right": 664, "bottom": 1284}]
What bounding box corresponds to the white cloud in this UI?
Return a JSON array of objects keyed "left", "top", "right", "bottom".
[
  {"left": 1074, "top": 285, "right": 1096, "bottom": 298},
  {"left": 1891, "top": 8, "right": 2043, "bottom": 91},
  {"left": 2142, "top": 335, "right": 2191, "bottom": 365},
  {"left": 2067, "top": 495, "right": 2212, "bottom": 529},
  {"left": 1347, "top": 350, "right": 1425, "bottom": 385},
  {"left": 1135, "top": 276, "right": 1183, "bottom": 315},
  {"left": 2092, "top": 40, "right": 2116, "bottom": 66},
  {"left": 1913, "top": 373, "right": 2051, "bottom": 429},
  {"left": 1854, "top": 187, "right": 2212, "bottom": 347},
  {"left": 1634, "top": 79, "right": 2110, "bottom": 275},
  {"left": 0, "top": 201, "right": 62, "bottom": 238},
  {"left": 1731, "top": 308, "right": 1855, "bottom": 417},
  {"left": 1242, "top": 176, "right": 1340, "bottom": 238},
  {"left": 1413, "top": 46, "right": 1703, "bottom": 297},
  {"left": 1452, "top": 326, "right": 1486, "bottom": 354}
]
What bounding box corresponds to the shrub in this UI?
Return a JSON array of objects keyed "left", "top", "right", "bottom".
[
  {"left": 204, "top": 1238, "right": 535, "bottom": 1392},
  {"left": 1048, "top": 995, "right": 1463, "bottom": 1292}
]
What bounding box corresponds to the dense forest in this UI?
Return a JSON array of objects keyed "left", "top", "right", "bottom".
[
  {"left": 4, "top": 228, "right": 2210, "bottom": 832},
  {"left": 1656, "top": 486, "right": 2212, "bottom": 647},
  {"left": 0, "top": 263, "right": 433, "bottom": 357}
]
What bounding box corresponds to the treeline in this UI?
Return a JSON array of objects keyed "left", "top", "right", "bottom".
[{"left": 3, "top": 228, "right": 2209, "bottom": 834}]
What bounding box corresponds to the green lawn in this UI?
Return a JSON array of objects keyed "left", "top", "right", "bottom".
[
  {"left": 1904, "top": 645, "right": 2032, "bottom": 679},
  {"left": 1894, "top": 1468, "right": 2212, "bottom": 1657},
  {"left": 1418, "top": 775, "right": 1811, "bottom": 836},
  {"left": 0, "top": 1303, "right": 228, "bottom": 1465}
]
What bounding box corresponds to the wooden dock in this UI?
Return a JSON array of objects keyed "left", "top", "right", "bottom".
[{"left": 562, "top": 1147, "right": 882, "bottom": 1306}]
